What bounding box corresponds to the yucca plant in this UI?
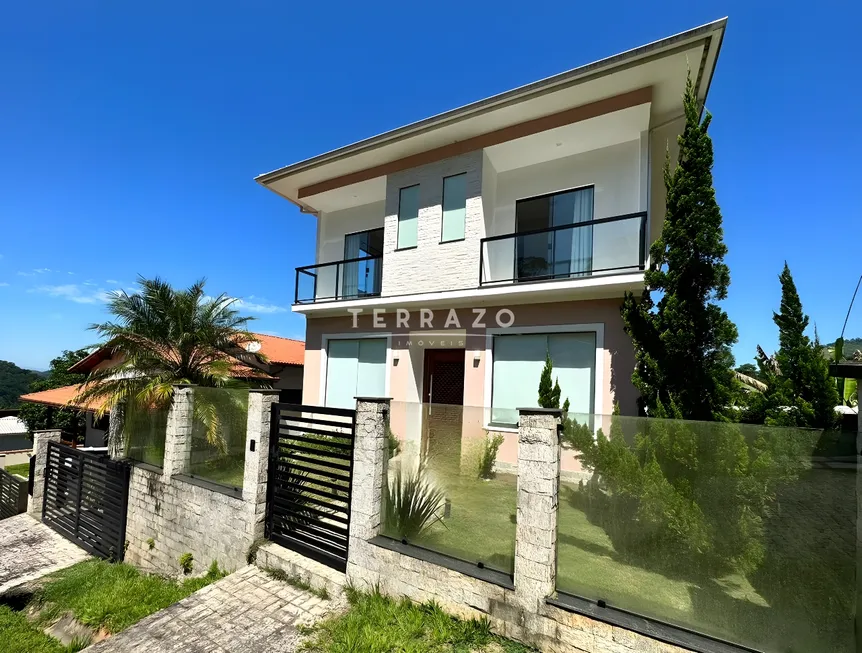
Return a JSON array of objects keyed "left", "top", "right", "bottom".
[{"left": 384, "top": 466, "right": 446, "bottom": 540}]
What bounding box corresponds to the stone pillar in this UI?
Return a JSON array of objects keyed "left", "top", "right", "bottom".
[
  {"left": 28, "top": 429, "right": 62, "bottom": 519},
  {"left": 244, "top": 389, "right": 280, "bottom": 539},
  {"left": 163, "top": 385, "right": 195, "bottom": 478},
  {"left": 514, "top": 408, "right": 561, "bottom": 613},
  {"left": 108, "top": 402, "right": 126, "bottom": 460},
  {"left": 346, "top": 397, "right": 390, "bottom": 585}
]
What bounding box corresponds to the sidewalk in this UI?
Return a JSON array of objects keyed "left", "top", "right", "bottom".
[
  {"left": 0, "top": 513, "right": 90, "bottom": 596},
  {"left": 84, "top": 565, "right": 336, "bottom": 652}
]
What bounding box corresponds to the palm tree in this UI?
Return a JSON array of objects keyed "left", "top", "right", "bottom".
[{"left": 75, "top": 277, "right": 268, "bottom": 448}]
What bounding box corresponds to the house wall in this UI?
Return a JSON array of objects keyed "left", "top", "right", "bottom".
[
  {"left": 301, "top": 299, "right": 636, "bottom": 474},
  {"left": 486, "top": 140, "right": 644, "bottom": 282},
  {"left": 382, "top": 150, "right": 485, "bottom": 295},
  {"left": 84, "top": 412, "right": 108, "bottom": 448}
]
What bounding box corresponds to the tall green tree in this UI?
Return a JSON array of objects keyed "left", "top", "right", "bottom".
[
  {"left": 621, "top": 72, "right": 738, "bottom": 421},
  {"left": 76, "top": 277, "right": 267, "bottom": 446},
  {"left": 18, "top": 350, "right": 89, "bottom": 436},
  {"left": 752, "top": 264, "right": 838, "bottom": 428}
]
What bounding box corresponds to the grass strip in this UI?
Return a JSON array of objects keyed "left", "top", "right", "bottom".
[{"left": 301, "top": 587, "right": 534, "bottom": 652}]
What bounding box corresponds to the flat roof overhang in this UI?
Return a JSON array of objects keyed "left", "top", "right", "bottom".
[
  {"left": 830, "top": 362, "right": 862, "bottom": 379},
  {"left": 256, "top": 18, "right": 726, "bottom": 215}
]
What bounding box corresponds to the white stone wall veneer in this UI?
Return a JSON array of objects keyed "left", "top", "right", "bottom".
[{"left": 382, "top": 151, "right": 484, "bottom": 295}]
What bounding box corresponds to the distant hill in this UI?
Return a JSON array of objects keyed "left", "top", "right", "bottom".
[
  {"left": 823, "top": 337, "right": 862, "bottom": 359},
  {"left": 0, "top": 360, "right": 42, "bottom": 409}
]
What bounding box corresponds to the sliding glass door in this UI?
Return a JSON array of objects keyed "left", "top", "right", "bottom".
[
  {"left": 342, "top": 228, "right": 384, "bottom": 298},
  {"left": 515, "top": 186, "right": 594, "bottom": 281}
]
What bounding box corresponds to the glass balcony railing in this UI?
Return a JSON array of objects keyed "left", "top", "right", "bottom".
[
  {"left": 479, "top": 211, "right": 647, "bottom": 286},
  {"left": 295, "top": 255, "right": 383, "bottom": 304}
]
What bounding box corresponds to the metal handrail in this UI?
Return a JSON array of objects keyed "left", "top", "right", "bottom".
[
  {"left": 294, "top": 254, "right": 383, "bottom": 304},
  {"left": 479, "top": 211, "right": 647, "bottom": 286}
]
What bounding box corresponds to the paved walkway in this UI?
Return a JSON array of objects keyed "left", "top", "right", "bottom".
[
  {"left": 0, "top": 513, "right": 90, "bottom": 595},
  {"left": 85, "top": 565, "right": 336, "bottom": 652}
]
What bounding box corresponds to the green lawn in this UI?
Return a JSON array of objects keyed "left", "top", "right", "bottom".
[
  {"left": 4, "top": 463, "right": 31, "bottom": 478},
  {"left": 382, "top": 461, "right": 856, "bottom": 653},
  {"left": 0, "top": 605, "right": 74, "bottom": 653},
  {"left": 34, "top": 559, "right": 226, "bottom": 634},
  {"left": 390, "top": 472, "right": 517, "bottom": 574},
  {"left": 1, "top": 559, "right": 226, "bottom": 651},
  {"left": 189, "top": 456, "right": 245, "bottom": 488},
  {"left": 301, "top": 587, "right": 534, "bottom": 652}
]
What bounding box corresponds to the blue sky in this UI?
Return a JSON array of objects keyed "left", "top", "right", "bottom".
[{"left": 1, "top": 1, "right": 860, "bottom": 371}]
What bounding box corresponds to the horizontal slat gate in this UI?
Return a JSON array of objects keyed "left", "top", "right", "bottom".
[
  {"left": 0, "top": 469, "right": 28, "bottom": 520},
  {"left": 42, "top": 441, "right": 130, "bottom": 561},
  {"left": 267, "top": 403, "right": 355, "bottom": 571}
]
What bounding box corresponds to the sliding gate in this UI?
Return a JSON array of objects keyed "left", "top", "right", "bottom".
[
  {"left": 42, "top": 441, "right": 131, "bottom": 561},
  {"left": 266, "top": 403, "right": 355, "bottom": 571}
]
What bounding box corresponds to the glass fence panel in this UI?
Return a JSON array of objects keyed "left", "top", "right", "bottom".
[
  {"left": 188, "top": 387, "right": 249, "bottom": 489},
  {"left": 123, "top": 402, "right": 169, "bottom": 467},
  {"left": 591, "top": 216, "right": 642, "bottom": 272},
  {"left": 296, "top": 270, "right": 316, "bottom": 304},
  {"left": 557, "top": 413, "right": 857, "bottom": 653},
  {"left": 383, "top": 402, "right": 517, "bottom": 574},
  {"left": 482, "top": 238, "right": 515, "bottom": 284}
]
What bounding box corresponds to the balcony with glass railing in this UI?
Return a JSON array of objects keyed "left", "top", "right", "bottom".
[
  {"left": 479, "top": 211, "right": 647, "bottom": 286},
  {"left": 294, "top": 255, "right": 383, "bottom": 304}
]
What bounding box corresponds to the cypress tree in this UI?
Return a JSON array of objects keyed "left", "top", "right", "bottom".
[
  {"left": 621, "top": 72, "right": 738, "bottom": 421},
  {"left": 538, "top": 353, "right": 561, "bottom": 409},
  {"left": 757, "top": 264, "right": 838, "bottom": 427}
]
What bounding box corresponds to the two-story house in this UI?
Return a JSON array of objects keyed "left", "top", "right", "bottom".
[{"left": 257, "top": 20, "right": 725, "bottom": 468}]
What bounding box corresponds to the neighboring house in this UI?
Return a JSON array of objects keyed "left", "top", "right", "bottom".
[
  {"left": 0, "top": 415, "right": 30, "bottom": 452},
  {"left": 20, "top": 333, "right": 305, "bottom": 446},
  {"left": 256, "top": 21, "right": 725, "bottom": 468}
]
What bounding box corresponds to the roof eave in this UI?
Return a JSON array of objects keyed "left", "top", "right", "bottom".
[{"left": 255, "top": 17, "right": 727, "bottom": 187}]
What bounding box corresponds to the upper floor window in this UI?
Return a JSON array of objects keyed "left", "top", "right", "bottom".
[
  {"left": 343, "top": 228, "right": 384, "bottom": 298},
  {"left": 515, "top": 185, "right": 595, "bottom": 280},
  {"left": 397, "top": 185, "right": 419, "bottom": 249},
  {"left": 441, "top": 173, "right": 467, "bottom": 242}
]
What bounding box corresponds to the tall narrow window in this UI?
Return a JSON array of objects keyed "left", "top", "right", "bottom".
[
  {"left": 441, "top": 173, "right": 467, "bottom": 242},
  {"left": 397, "top": 185, "right": 419, "bottom": 249}
]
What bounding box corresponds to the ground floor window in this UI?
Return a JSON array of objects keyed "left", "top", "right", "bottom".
[
  {"left": 324, "top": 338, "right": 387, "bottom": 409},
  {"left": 490, "top": 332, "right": 596, "bottom": 425}
]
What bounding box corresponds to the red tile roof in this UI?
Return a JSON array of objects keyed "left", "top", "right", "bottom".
[
  {"left": 19, "top": 385, "right": 104, "bottom": 412},
  {"left": 68, "top": 332, "right": 304, "bottom": 374},
  {"left": 249, "top": 333, "right": 304, "bottom": 366}
]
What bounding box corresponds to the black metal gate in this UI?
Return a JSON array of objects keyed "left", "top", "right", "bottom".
[
  {"left": 266, "top": 403, "right": 355, "bottom": 571},
  {"left": 42, "top": 441, "right": 131, "bottom": 561},
  {"left": 0, "top": 468, "right": 28, "bottom": 520}
]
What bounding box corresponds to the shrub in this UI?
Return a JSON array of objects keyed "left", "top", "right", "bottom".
[
  {"left": 561, "top": 409, "right": 820, "bottom": 575},
  {"left": 178, "top": 552, "right": 194, "bottom": 575},
  {"left": 477, "top": 434, "right": 505, "bottom": 480},
  {"left": 146, "top": 538, "right": 155, "bottom": 550},
  {"left": 386, "top": 426, "right": 401, "bottom": 459},
  {"left": 384, "top": 467, "right": 446, "bottom": 540}
]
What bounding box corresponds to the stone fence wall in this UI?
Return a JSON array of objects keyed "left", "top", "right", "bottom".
[
  {"left": 117, "top": 387, "right": 278, "bottom": 576},
  {"left": 346, "top": 398, "right": 689, "bottom": 653}
]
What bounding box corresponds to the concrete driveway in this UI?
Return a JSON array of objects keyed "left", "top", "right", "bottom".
[{"left": 0, "top": 513, "right": 90, "bottom": 595}]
